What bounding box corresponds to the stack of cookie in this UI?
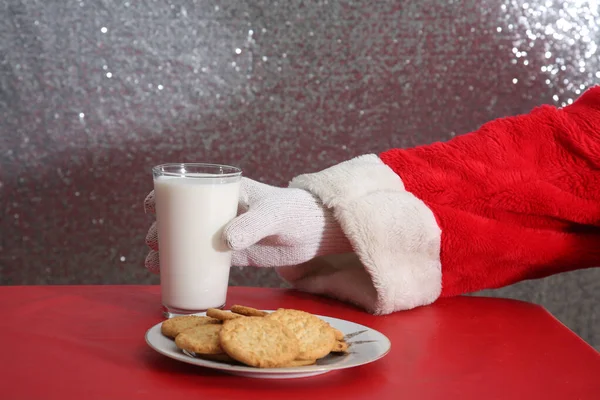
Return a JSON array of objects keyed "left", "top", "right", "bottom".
[{"left": 161, "top": 305, "right": 349, "bottom": 368}]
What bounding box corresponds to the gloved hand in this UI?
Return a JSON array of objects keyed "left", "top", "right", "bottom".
[{"left": 143, "top": 177, "right": 353, "bottom": 273}]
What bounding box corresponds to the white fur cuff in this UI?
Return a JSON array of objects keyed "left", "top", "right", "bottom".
[{"left": 288, "top": 154, "right": 442, "bottom": 314}]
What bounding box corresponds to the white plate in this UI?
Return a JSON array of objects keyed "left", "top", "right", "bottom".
[{"left": 145, "top": 311, "right": 392, "bottom": 379}]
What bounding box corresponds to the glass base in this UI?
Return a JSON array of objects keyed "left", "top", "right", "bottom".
[{"left": 162, "top": 303, "right": 225, "bottom": 318}]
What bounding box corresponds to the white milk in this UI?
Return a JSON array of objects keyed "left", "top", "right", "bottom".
[{"left": 154, "top": 175, "right": 241, "bottom": 312}]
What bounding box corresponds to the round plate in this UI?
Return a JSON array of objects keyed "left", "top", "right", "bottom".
[{"left": 145, "top": 311, "right": 391, "bottom": 379}]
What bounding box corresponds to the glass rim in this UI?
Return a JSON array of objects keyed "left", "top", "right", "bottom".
[{"left": 152, "top": 163, "right": 242, "bottom": 178}]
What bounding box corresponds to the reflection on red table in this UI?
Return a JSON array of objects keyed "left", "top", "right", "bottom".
[{"left": 0, "top": 285, "right": 598, "bottom": 400}]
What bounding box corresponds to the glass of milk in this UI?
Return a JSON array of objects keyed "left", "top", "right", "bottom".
[{"left": 152, "top": 163, "right": 242, "bottom": 318}]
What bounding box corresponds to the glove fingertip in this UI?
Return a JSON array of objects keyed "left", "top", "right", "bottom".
[
  {"left": 145, "top": 222, "right": 157, "bottom": 248},
  {"left": 144, "top": 191, "right": 156, "bottom": 214},
  {"left": 223, "top": 227, "right": 248, "bottom": 251},
  {"left": 145, "top": 251, "right": 160, "bottom": 274},
  {"left": 224, "top": 206, "right": 274, "bottom": 251}
]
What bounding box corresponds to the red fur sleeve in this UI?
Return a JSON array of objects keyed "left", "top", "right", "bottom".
[{"left": 380, "top": 86, "right": 600, "bottom": 297}]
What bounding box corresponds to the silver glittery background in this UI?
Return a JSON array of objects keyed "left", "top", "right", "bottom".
[{"left": 1, "top": 0, "right": 599, "bottom": 348}]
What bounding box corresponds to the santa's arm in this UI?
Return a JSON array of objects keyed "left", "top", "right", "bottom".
[
  {"left": 380, "top": 86, "right": 600, "bottom": 298},
  {"left": 287, "top": 86, "right": 600, "bottom": 314}
]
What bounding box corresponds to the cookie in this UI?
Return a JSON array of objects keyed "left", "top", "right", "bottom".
[
  {"left": 196, "top": 353, "right": 239, "bottom": 364},
  {"left": 331, "top": 340, "right": 349, "bottom": 353},
  {"left": 219, "top": 316, "right": 300, "bottom": 368},
  {"left": 282, "top": 359, "right": 317, "bottom": 367},
  {"left": 266, "top": 309, "right": 336, "bottom": 361},
  {"left": 160, "top": 315, "right": 220, "bottom": 339},
  {"left": 174, "top": 324, "right": 224, "bottom": 355},
  {"left": 206, "top": 308, "right": 244, "bottom": 321},
  {"left": 231, "top": 305, "right": 269, "bottom": 317},
  {"left": 332, "top": 327, "right": 345, "bottom": 341}
]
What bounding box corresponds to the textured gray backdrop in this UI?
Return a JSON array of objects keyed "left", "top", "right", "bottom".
[{"left": 1, "top": 0, "right": 598, "bottom": 350}]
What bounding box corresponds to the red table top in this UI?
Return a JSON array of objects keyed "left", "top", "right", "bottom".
[{"left": 0, "top": 285, "right": 598, "bottom": 400}]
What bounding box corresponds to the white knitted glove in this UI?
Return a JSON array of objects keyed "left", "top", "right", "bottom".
[{"left": 143, "top": 177, "right": 353, "bottom": 272}]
